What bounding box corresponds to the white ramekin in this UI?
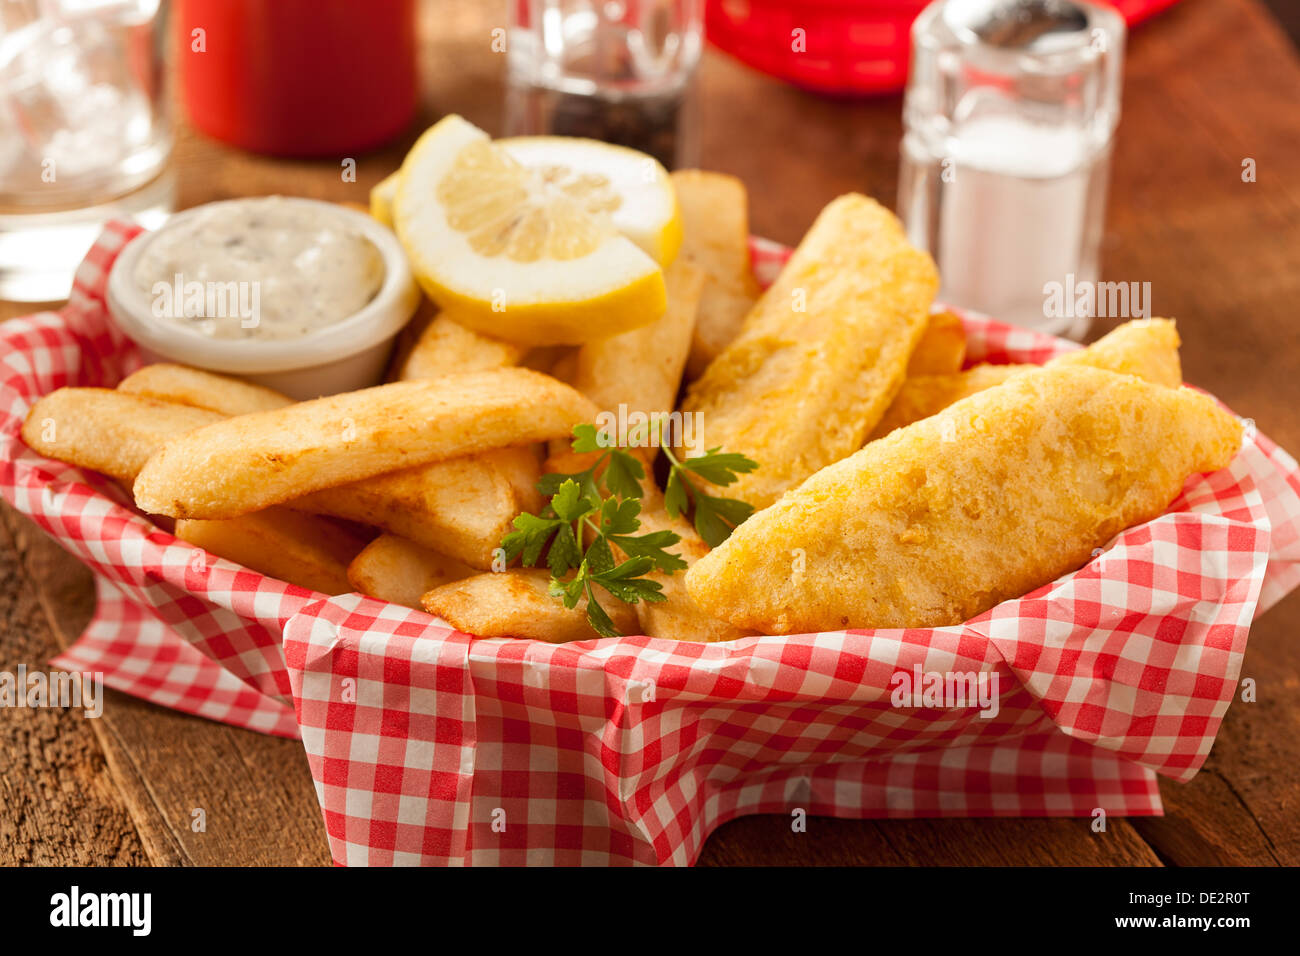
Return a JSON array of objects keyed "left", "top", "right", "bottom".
[{"left": 106, "top": 197, "right": 420, "bottom": 400}]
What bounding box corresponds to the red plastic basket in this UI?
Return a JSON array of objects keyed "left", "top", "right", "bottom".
[{"left": 704, "top": 0, "right": 1184, "bottom": 95}]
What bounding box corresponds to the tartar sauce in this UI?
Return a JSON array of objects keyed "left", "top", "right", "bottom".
[{"left": 133, "top": 196, "right": 386, "bottom": 340}]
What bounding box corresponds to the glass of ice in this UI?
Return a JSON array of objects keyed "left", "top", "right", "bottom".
[{"left": 0, "top": 0, "right": 173, "bottom": 302}]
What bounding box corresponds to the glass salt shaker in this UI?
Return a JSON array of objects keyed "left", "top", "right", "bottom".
[
  {"left": 897, "top": 0, "right": 1125, "bottom": 339},
  {"left": 505, "top": 0, "right": 702, "bottom": 170}
]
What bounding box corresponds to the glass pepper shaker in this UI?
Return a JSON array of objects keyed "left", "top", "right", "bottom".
[
  {"left": 504, "top": 0, "right": 702, "bottom": 170},
  {"left": 897, "top": 0, "right": 1126, "bottom": 339}
]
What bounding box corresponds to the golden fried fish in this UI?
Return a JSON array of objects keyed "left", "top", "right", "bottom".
[
  {"left": 681, "top": 194, "right": 939, "bottom": 509},
  {"left": 687, "top": 365, "right": 1242, "bottom": 634},
  {"left": 869, "top": 317, "right": 1183, "bottom": 441}
]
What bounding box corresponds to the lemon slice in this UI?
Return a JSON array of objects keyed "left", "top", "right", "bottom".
[
  {"left": 370, "top": 170, "right": 400, "bottom": 227},
  {"left": 393, "top": 114, "right": 674, "bottom": 346},
  {"left": 497, "top": 135, "right": 681, "bottom": 266}
]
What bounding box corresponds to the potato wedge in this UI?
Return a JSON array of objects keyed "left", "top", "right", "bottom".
[
  {"left": 671, "top": 170, "right": 762, "bottom": 379},
  {"left": 681, "top": 194, "right": 939, "bottom": 509},
  {"left": 347, "top": 533, "right": 475, "bottom": 609},
  {"left": 421, "top": 568, "right": 638, "bottom": 642},
  {"left": 22, "top": 388, "right": 223, "bottom": 482},
  {"left": 294, "top": 446, "right": 542, "bottom": 570},
  {"left": 176, "top": 508, "right": 370, "bottom": 595},
  {"left": 133, "top": 368, "right": 598, "bottom": 519},
  {"left": 907, "top": 310, "right": 967, "bottom": 376},
  {"left": 117, "top": 364, "right": 294, "bottom": 416},
  {"left": 397, "top": 313, "right": 526, "bottom": 381}
]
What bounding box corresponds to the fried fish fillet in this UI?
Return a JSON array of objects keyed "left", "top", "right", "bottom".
[
  {"left": 681, "top": 194, "right": 939, "bottom": 509},
  {"left": 869, "top": 318, "right": 1183, "bottom": 440},
  {"left": 687, "top": 365, "right": 1242, "bottom": 634}
]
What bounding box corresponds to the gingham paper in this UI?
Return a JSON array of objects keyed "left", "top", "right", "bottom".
[{"left": 3, "top": 224, "right": 1298, "bottom": 866}]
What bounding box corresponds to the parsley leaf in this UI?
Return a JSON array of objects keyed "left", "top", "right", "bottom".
[{"left": 503, "top": 423, "right": 760, "bottom": 637}]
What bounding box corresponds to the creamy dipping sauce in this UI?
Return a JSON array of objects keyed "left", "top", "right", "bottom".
[{"left": 133, "top": 196, "right": 386, "bottom": 340}]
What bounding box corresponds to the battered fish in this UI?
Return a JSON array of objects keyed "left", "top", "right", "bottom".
[
  {"left": 687, "top": 365, "right": 1242, "bottom": 633},
  {"left": 681, "top": 194, "right": 939, "bottom": 509},
  {"left": 868, "top": 317, "right": 1183, "bottom": 440}
]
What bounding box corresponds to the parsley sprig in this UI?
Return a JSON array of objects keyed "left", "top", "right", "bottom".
[{"left": 501, "top": 420, "right": 759, "bottom": 637}]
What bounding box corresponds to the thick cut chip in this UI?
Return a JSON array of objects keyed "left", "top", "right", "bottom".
[
  {"left": 907, "top": 310, "right": 967, "bottom": 376},
  {"left": 681, "top": 193, "right": 939, "bottom": 509},
  {"left": 869, "top": 318, "right": 1183, "bottom": 440},
  {"left": 670, "top": 170, "right": 763, "bottom": 379},
  {"left": 396, "top": 313, "right": 526, "bottom": 381},
  {"left": 632, "top": 506, "right": 754, "bottom": 644},
  {"left": 549, "top": 258, "right": 705, "bottom": 468},
  {"left": 133, "top": 368, "right": 596, "bottom": 519},
  {"left": 117, "top": 364, "right": 294, "bottom": 416},
  {"left": 347, "top": 533, "right": 475, "bottom": 609},
  {"left": 421, "top": 569, "right": 638, "bottom": 643},
  {"left": 687, "top": 366, "right": 1243, "bottom": 634},
  {"left": 176, "top": 508, "right": 369, "bottom": 595},
  {"left": 22, "top": 388, "right": 223, "bottom": 482},
  {"left": 294, "top": 446, "right": 542, "bottom": 570}
]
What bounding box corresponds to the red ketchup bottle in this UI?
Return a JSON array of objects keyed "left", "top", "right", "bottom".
[{"left": 176, "top": 0, "right": 418, "bottom": 156}]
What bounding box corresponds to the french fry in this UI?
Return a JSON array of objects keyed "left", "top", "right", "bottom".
[
  {"left": 907, "top": 310, "right": 967, "bottom": 376},
  {"left": 671, "top": 170, "right": 763, "bottom": 380},
  {"left": 347, "top": 533, "right": 475, "bottom": 609},
  {"left": 383, "top": 294, "right": 438, "bottom": 382},
  {"left": 397, "top": 313, "right": 526, "bottom": 381},
  {"left": 176, "top": 508, "right": 370, "bottom": 595},
  {"left": 421, "top": 569, "right": 638, "bottom": 642},
  {"left": 117, "top": 364, "right": 294, "bottom": 415},
  {"left": 133, "top": 368, "right": 598, "bottom": 519},
  {"left": 518, "top": 345, "right": 574, "bottom": 377},
  {"left": 294, "top": 446, "right": 542, "bottom": 569},
  {"left": 681, "top": 194, "right": 939, "bottom": 509},
  {"left": 869, "top": 318, "right": 1183, "bottom": 440},
  {"left": 22, "top": 388, "right": 223, "bottom": 482},
  {"left": 633, "top": 506, "right": 754, "bottom": 643},
  {"left": 548, "top": 258, "right": 705, "bottom": 467}
]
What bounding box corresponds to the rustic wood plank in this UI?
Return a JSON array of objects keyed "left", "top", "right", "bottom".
[
  {"left": 2, "top": 502, "right": 331, "bottom": 865},
  {"left": 0, "top": 504, "right": 149, "bottom": 865}
]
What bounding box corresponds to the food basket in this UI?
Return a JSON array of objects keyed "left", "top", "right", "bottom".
[{"left": 3, "top": 222, "right": 1299, "bottom": 865}]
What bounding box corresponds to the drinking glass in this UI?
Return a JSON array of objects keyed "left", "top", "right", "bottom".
[
  {"left": 505, "top": 0, "right": 703, "bottom": 169},
  {"left": 0, "top": 0, "right": 173, "bottom": 302}
]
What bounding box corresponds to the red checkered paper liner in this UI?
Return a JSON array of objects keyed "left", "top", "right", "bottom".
[{"left": 3, "top": 226, "right": 1299, "bottom": 866}]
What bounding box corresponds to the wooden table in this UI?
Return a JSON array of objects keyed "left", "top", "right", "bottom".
[{"left": 2, "top": 0, "right": 1298, "bottom": 866}]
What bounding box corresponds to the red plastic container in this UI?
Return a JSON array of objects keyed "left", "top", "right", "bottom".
[
  {"left": 704, "top": 0, "right": 1183, "bottom": 96},
  {"left": 176, "top": 0, "right": 418, "bottom": 156}
]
